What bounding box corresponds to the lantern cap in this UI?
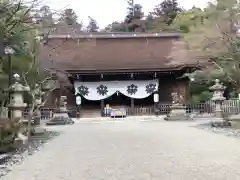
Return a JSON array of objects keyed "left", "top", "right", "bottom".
[{"left": 209, "top": 79, "right": 225, "bottom": 91}]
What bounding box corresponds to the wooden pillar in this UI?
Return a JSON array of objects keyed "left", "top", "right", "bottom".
[
  {"left": 59, "top": 82, "right": 63, "bottom": 97},
  {"left": 76, "top": 105, "right": 81, "bottom": 119},
  {"left": 131, "top": 98, "right": 134, "bottom": 116},
  {"left": 57, "top": 83, "right": 63, "bottom": 108},
  {"left": 101, "top": 99, "right": 104, "bottom": 117},
  {"left": 177, "top": 80, "right": 188, "bottom": 102}
]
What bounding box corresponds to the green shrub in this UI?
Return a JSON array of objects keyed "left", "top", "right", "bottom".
[{"left": 0, "top": 118, "right": 22, "bottom": 153}]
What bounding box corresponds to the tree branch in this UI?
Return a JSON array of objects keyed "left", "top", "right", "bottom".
[{"left": 210, "top": 59, "right": 238, "bottom": 86}]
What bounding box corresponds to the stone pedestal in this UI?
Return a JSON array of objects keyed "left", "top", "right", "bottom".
[
  {"left": 33, "top": 126, "right": 46, "bottom": 134},
  {"left": 34, "top": 110, "right": 41, "bottom": 126},
  {"left": 46, "top": 96, "right": 74, "bottom": 125},
  {"left": 14, "top": 132, "right": 28, "bottom": 145},
  {"left": 164, "top": 92, "right": 191, "bottom": 121},
  {"left": 164, "top": 103, "right": 190, "bottom": 121},
  {"left": 32, "top": 109, "right": 46, "bottom": 134},
  {"left": 227, "top": 113, "right": 240, "bottom": 128}
]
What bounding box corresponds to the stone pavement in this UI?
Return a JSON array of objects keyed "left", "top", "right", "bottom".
[{"left": 2, "top": 118, "right": 240, "bottom": 180}]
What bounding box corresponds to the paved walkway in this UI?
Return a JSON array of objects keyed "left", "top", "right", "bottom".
[{"left": 3, "top": 119, "right": 240, "bottom": 180}]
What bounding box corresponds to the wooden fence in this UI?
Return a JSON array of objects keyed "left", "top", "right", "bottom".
[
  {"left": 2, "top": 100, "right": 240, "bottom": 119},
  {"left": 126, "top": 106, "right": 155, "bottom": 116},
  {"left": 157, "top": 100, "right": 240, "bottom": 115},
  {"left": 222, "top": 100, "right": 240, "bottom": 115}
]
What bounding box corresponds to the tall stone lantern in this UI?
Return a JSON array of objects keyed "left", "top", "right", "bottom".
[
  {"left": 209, "top": 79, "right": 226, "bottom": 125},
  {"left": 164, "top": 92, "right": 190, "bottom": 121},
  {"left": 33, "top": 84, "right": 44, "bottom": 125},
  {"left": 46, "top": 96, "right": 75, "bottom": 125},
  {"left": 31, "top": 83, "right": 47, "bottom": 134},
  {"left": 8, "top": 73, "right": 30, "bottom": 120}
]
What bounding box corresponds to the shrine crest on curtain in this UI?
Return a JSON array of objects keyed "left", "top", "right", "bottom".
[{"left": 74, "top": 79, "right": 159, "bottom": 101}]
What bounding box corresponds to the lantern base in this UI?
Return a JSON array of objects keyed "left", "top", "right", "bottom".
[
  {"left": 46, "top": 112, "right": 74, "bottom": 125},
  {"left": 211, "top": 118, "right": 231, "bottom": 127},
  {"left": 164, "top": 104, "right": 192, "bottom": 121},
  {"left": 32, "top": 126, "right": 46, "bottom": 134}
]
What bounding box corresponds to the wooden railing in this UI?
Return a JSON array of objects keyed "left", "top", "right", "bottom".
[
  {"left": 156, "top": 102, "right": 214, "bottom": 115},
  {"left": 7, "top": 100, "right": 240, "bottom": 119},
  {"left": 156, "top": 100, "right": 240, "bottom": 115},
  {"left": 222, "top": 100, "right": 240, "bottom": 115},
  {"left": 126, "top": 106, "right": 155, "bottom": 116}
]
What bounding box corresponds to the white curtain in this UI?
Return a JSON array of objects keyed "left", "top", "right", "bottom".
[{"left": 74, "top": 79, "right": 159, "bottom": 101}]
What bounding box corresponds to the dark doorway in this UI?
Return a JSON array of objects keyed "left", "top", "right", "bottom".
[
  {"left": 104, "top": 93, "right": 130, "bottom": 107},
  {"left": 134, "top": 94, "right": 154, "bottom": 107},
  {"left": 81, "top": 98, "right": 101, "bottom": 110}
]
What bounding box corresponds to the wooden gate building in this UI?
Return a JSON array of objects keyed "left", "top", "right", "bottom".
[{"left": 40, "top": 30, "right": 200, "bottom": 117}]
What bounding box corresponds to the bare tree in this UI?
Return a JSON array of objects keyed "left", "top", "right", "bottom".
[{"left": 0, "top": 0, "right": 71, "bottom": 140}]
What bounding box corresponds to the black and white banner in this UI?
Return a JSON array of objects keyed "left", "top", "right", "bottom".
[{"left": 74, "top": 79, "right": 159, "bottom": 101}]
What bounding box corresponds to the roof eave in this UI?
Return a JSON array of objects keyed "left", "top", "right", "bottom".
[
  {"left": 47, "top": 32, "right": 180, "bottom": 39},
  {"left": 65, "top": 65, "right": 199, "bottom": 74}
]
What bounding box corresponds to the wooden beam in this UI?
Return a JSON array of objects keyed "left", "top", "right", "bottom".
[
  {"left": 76, "top": 105, "right": 81, "bottom": 119},
  {"left": 101, "top": 99, "right": 104, "bottom": 117},
  {"left": 66, "top": 67, "right": 197, "bottom": 75},
  {"left": 131, "top": 98, "right": 134, "bottom": 116}
]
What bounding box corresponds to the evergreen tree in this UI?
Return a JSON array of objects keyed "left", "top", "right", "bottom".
[
  {"left": 38, "top": 6, "right": 54, "bottom": 26},
  {"left": 124, "top": 3, "right": 144, "bottom": 24},
  {"left": 103, "top": 0, "right": 145, "bottom": 32},
  {"left": 124, "top": 2, "right": 144, "bottom": 32},
  {"left": 0, "top": 0, "right": 48, "bottom": 103},
  {"left": 182, "top": 0, "right": 240, "bottom": 95},
  {"left": 103, "top": 21, "right": 127, "bottom": 32},
  {"left": 34, "top": 5, "right": 55, "bottom": 35},
  {"left": 152, "top": 0, "right": 182, "bottom": 25},
  {"left": 58, "top": 8, "right": 78, "bottom": 25},
  {"left": 144, "top": 13, "right": 155, "bottom": 31},
  {"left": 86, "top": 16, "right": 99, "bottom": 32},
  {"left": 171, "top": 7, "right": 204, "bottom": 33}
]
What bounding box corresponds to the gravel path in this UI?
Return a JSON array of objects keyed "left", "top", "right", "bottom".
[{"left": 2, "top": 119, "right": 240, "bottom": 180}]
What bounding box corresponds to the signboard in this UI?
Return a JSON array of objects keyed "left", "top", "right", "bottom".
[
  {"left": 110, "top": 108, "right": 126, "bottom": 118},
  {"left": 76, "top": 96, "right": 81, "bottom": 105}
]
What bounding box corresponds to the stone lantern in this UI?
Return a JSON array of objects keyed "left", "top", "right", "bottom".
[
  {"left": 8, "top": 73, "right": 30, "bottom": 120},
  {"left": 32, "top": 83, "right": 46, "bottom": 134},
  {"left": 41, "top": 79, "right": 55, "bottom": 92},
  {"left": 46, "top": 96, "right": 75, "bottom": 125},
  {"left": 33, "top": 84, "right": 44, "bottom": 125},
  {"left": 209, "top": 79, "right": 226, "bottom": 125},
  {"left": 164, "top": 92, "right": 191, "bottom": 121}
]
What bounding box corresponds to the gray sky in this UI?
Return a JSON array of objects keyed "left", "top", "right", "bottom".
[{"left": 42, "top": 0, "right": 212, "bottom": 28}]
